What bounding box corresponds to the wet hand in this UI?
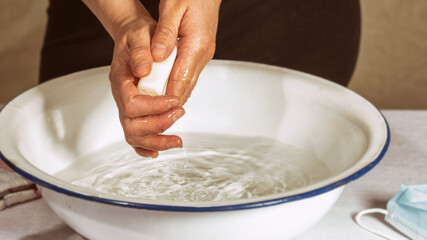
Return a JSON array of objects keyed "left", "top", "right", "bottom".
[
  {"left": 110, "top": 14, "right": 185, "bottom": 158},
  {"left": 151, "top": 0, "right": 222, "bottom": 105}
]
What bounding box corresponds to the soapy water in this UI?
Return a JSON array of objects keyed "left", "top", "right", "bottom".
[{"left": 58, "top": 133, "right": 330, "bottom": 202}]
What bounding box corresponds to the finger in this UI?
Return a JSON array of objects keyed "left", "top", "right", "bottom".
[
  {"left": 113, "top": 76, "right": 181, "bottom": 118},
  {"left": 151, "top": 1, "right": 183, "bottom": 61},
  {"left": 133, "top": 147, "right": 159, "bottom": 158},
  {"left": 127, "top": 24, "right": 155, "bottom": 78},
  {"left": 181, "top": 66, "right": 203, "bottom": 105},
  {"left": 122, "top": 107, "right": 185, "bottom": 137},
  {"left": 128, "top": 134, "right": 183, "bottom": 151},
  {"left": 166, "top": 35, "right": 213, "bottom": 103}
]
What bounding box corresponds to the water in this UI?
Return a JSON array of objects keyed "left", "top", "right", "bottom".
[{"left": 57, "top": 133, "right": 330, "bottom": 202}]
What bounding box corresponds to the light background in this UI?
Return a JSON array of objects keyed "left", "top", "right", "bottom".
[{"left": 1, "top": 0, "right": 426, "bottom": 108}]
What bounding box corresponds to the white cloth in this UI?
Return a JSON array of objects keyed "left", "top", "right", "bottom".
[{"left": 0, "top": 168, "right": 40, "bottom": 211}]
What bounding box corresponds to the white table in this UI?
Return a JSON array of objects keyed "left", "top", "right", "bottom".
[{"left": 1, "top": 110, "right": 426, "bottom": 240}]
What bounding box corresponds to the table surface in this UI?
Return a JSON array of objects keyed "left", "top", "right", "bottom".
[{"left": 1, "top": 110, "right": 426, "bottom": 240}]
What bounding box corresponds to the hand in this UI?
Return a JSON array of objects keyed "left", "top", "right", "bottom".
[
  {"left": 151, "top": 0, "right": 222, "bottom": 105},
  {"left": 82, "top": 0, "right": 221, "bottom": 157},
  {"left": 109, "top": 11, "right": 185, "bottom": 158}
]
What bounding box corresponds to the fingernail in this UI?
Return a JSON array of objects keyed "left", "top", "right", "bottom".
[
  {"left": 152, "top": 43, "right": 167, "bottom": 57},
  {"left": 166, "top": 141, "right": 176, "bottom": 149},
  {"left": 167, "top": 138, "right": 182, "bottom": 149},
  {"left": 151, "top": 151, "right": 159, "bottom": 158},
  {"left": 166, "top": 97, "right": 179, "bottom": 103},
  {"left": 135, "top": 61, "right": 148, "bottom": 68},
  {"left": 166, "top": 97, "right": 180, "bottom": 108},
  {"left": 172, "top": 109, "right": 185, "bottom": 122},
  {"left": 134, "top": 61, "right": 149, "bottom": 75}
]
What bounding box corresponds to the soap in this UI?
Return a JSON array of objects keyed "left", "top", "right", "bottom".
[{"left": 137, "top": 46, "right": 178, "bottom": 96}]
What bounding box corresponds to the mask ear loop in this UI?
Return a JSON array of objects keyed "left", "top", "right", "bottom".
[{"left": 355, "top": 208, "right": 400, "bottom": 240}]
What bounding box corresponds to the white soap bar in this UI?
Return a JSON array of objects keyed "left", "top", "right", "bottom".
[{"left": 137, "top": 46, "right": 177, "bottom": 96}]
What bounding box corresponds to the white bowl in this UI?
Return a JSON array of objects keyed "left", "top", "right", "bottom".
[{"left": 0, "top": 61, "right": 389, "bottom": 240}]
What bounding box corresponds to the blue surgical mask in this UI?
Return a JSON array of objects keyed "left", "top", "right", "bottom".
[{"left": 356, "top": 184, "right": 427, "bottom": 240}]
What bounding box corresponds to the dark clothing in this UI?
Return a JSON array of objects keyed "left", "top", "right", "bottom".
[{"left": 40, "top": 0, "right": 360, "bottom": 86}]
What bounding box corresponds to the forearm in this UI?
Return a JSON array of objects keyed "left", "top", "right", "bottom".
[{"left": 81, "top": 0, "right": 152, "bottom": 41}]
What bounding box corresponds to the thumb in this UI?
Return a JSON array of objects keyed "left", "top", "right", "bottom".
[
  {"left": 127, "top": 25, "right": 154, "bottom": 78},
  {"left": 151, "top": 3, "right": 183, "bottom": 62}
]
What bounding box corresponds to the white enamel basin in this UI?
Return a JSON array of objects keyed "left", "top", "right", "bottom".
[{"left": 0, "top": 60, "right": 389, "bottom": 240}]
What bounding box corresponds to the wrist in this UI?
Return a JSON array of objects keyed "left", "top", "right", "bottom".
[
  {"left": 112, "top": 15, "right": 156, "bottom": 43},
  {"left": 82, "top": 0, "right": 153, "bottom": 42}
]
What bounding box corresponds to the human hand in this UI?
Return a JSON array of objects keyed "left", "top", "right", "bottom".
[
  {"left": 151, "top": 0, "right": 222, "bottom": 105},
  {"left": 82, "top": 0, "right": 221, "bottom": 157},
  {"left": 109, "top": 10, "right": 185, "bottom": 158}
]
